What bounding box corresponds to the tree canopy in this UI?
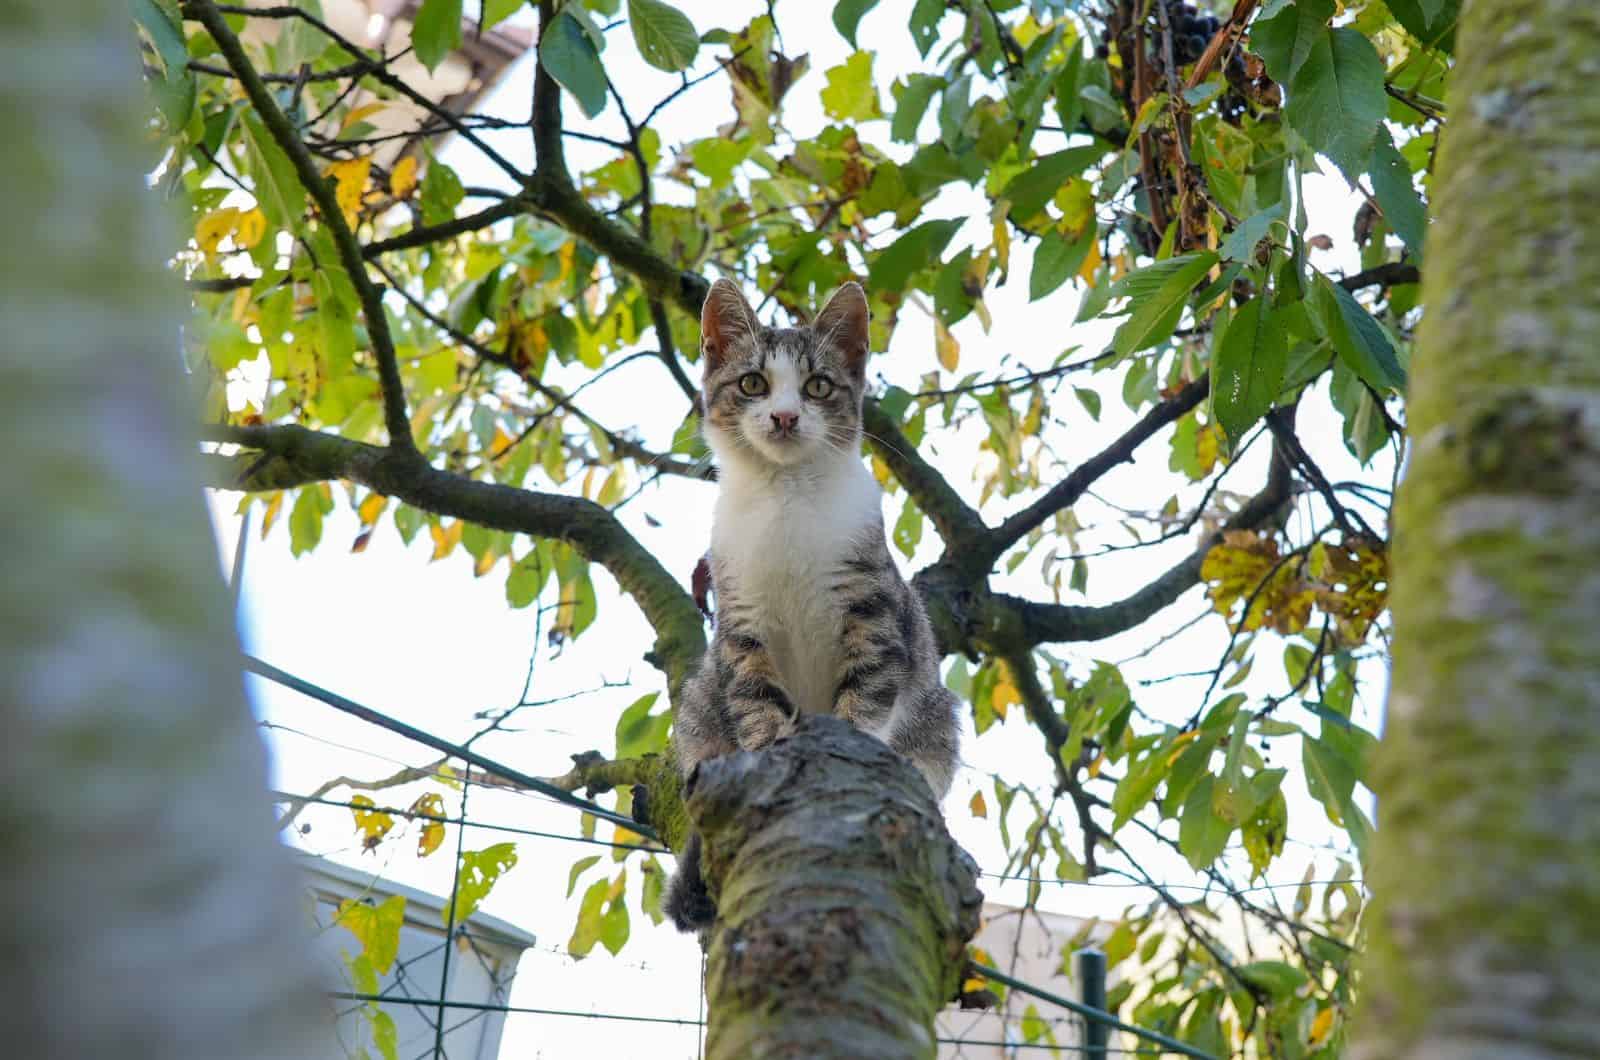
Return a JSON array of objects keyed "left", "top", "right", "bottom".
[{"left": 138, "top": 0, "right": 1456, "bottom": 1054}]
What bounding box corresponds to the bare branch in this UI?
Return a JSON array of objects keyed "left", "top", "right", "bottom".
[
  {"left": 1004, "top": 434, "right": 1293, "bottom": 647},
  {"left": 976, "top": 376, "right": 1210, "bottom": 577}
]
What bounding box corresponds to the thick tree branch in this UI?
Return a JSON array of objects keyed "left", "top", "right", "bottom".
[
  {"left": 1339, "top": 261, "right": 1419, "bottom": 291},
  {"left": 189, "top": 0, "right": 416, "bottom": 455},
  {"left": 203, "top": 423, "right": 706, "bottom": 690},
  {"left": 976, "top": 375, "right": 1210, "bottom": 577}
]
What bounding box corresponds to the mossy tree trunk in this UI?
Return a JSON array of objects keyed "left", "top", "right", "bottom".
[
  {"left": 1351, "top": 2, "right": 1600, "bottom": 1057},
  {"left": 690, "top": 716, "right": 983, "bottom": 1060},
  {"left": 0, "top": 0, "right": 328, "bottom": 1056}
]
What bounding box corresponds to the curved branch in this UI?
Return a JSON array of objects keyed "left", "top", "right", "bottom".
[
  {"left": 976, "top": 375, "right": 1211, "bottom": 577},
  {"left": 189, "top": 0, "right": 415, "bottom": 455},
  {"left": 1006, "top": 433, "right": 1293, "bottom": 647},
  {"left": 364, "top": 196, "right": 530, "bottom": 257},
  {"left": 204, "top": 423, "right": 706, "bottom": 691}
]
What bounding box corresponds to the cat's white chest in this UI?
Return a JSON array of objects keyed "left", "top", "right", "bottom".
[{"left": 713, "top": 457, "right": 882, "bottom": 716}]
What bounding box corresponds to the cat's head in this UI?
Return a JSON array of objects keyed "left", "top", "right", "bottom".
[{"left": 698, "top": 279, "right": 871, "bottom": 471}]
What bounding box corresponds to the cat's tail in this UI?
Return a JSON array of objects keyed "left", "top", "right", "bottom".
[{"left": 663, "top": 829, "right": 717, "bottom": 933}]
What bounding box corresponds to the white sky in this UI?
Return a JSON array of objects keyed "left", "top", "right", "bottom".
[{"left": 216, "top": 3, "right": 1395, "bottom": 1056}]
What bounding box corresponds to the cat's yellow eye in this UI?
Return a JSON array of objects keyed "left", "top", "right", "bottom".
[
  {"left": 738, "top": 372, "right": 769, "bottom": 396},
  {"left": 803, "top": 376, "right": 834, "bottom": 399}
]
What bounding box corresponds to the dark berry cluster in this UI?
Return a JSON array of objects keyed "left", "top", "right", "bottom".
[{"left": 1165, "top": 0, "right": 1220, "bottom": 65}]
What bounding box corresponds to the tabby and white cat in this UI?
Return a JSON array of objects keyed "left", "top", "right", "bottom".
[{"left": 664, "top": 279, "right": 960, "bottom": 932}]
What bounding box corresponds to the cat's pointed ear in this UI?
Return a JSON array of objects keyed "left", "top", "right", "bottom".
[
  {"left": 700, "top": 278, "right": 757, "bottom": 371},
  {"left": 814, "top": 281, "right": 870, "bottom": 376}
]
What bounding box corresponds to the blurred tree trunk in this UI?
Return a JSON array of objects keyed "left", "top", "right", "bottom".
[
  {"left": 1351, "top": 2, "right": 1600, "bottom": 1058},
  {"left": 0, "top": 0, "right": 329, "bottom": 1057},
  {"left": 691, "top": 716, "right": 983, "bottom": 1060}
]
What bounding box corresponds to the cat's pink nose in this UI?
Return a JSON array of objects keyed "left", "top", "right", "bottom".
[{"left": 771, "top": 410, "right": 799, "bottom": 434}]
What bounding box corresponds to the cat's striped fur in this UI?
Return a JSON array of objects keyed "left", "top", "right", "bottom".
[{"left": 664, "top": 279, "right": 960, "bottom": 933}]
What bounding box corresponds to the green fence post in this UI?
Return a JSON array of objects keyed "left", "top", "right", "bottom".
[{"left": 1077, "top": 947, "right": 1108, "bottom": 1060}]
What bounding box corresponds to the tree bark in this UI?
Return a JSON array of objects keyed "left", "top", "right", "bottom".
[
  {"left": 690, "top": 716, "right": 983, "bottom": 1060},
  {"left": 1350, "top": 3, "right": 1600, "bottom": 1058},
  {"left": 0, "top": 0, "right": 329, "bottom": 1056}
]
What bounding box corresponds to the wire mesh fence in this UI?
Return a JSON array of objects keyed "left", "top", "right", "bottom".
[{"left": 256, "top": 655, "right": 1219, "bottom": 1060}]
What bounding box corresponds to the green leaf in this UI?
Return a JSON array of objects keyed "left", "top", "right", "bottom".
[
  {"left": 893, "top": 496, "right": 924, "bottom": 559},
  {"left": 335, "top": 895, "right": 407, "bottom": 974},
  {"left": 1001, "top": 146, "right": 1102, "bottom": 220},
  {"left": 598, "top": 882, "right": 631, "bottom": 954},
  {"left": 567, "top": 875, "right": 609, "bottom": 957},
  {"left": 1302, "top": 730, "right": 1372, "bottom": 857},
  {"left": 1110, "top": 746, "right": 1166, "bottom": 830},
  {"left": 412, "top": 0, "right": 463, "bottom": 72},
  {"left": 241, "top": 114, "right": 306, "bottom": 231},
  {"left": 419, "top": 159, "right": 464, "bottom": 226},
  {"left": 1250, "top": 0, "right": 1333, "bottom": 85},
  {"left": 288, "top": 487, "right": 329, "bottom": 556},
  {"left": 1311, "top": 273, "right": 1406, "bottom": 390},
  {"left": 1112, "top": 252, "right": 1218, "bottom": 356},
  {"left": 1029, "top": 226, "right": 1094, "bottom": 303},
  {"left": 1211, "top": 296, "right": 1287, "bottom": 442},
  {"left": 1369, "top": 129, "right": 1427, "bottom": 259},
  {"left": 1285, "top": 27, "right": 1386, "bottom": 178},
  {"left": 831, "top": 0, "right": 878, "bottom": 47},
  {"left": 505, "top": 548, "right": 550, "bottom": 608},
  {"left": 481, "top": 0, "right": 524, "bottom": 31},
  {"left": 1179, "top": 775, "right": 1233, "bottom": 871},
  {"left": 446, "top": 843, "right": 518, "bottom": 927},
  {"left": 540, "top": 10, "right": 608, "bottom": 118},
  {"left": 369, "top": 1008, "right": 398, "bottom": 1060},
  {"left": 1218, "top": 203, "right": 1286, "bottom": 263},
  {"left": 628, "top": 0, "right": 699, "bottom": 72},
  {"left": 820, "top": 51, "right": 881, "bottom": 122},
  {"left": 690, "top": 138, "right": 752, "bottom": 187},
  {"left": 867, "top": 218, "right": 963, "bottom": 292},
  {"left": 891, "top": 74, "right": 945, "bottom": 143},
  {"left": 567, "top": 854, "right": 601, "bottom": 898},
  {"left": 130, "top": 0, "right": 195, "bottom": 129},
  {"left": 1237, "top": 960, "right": 1309, "bottom": 999},
  {"left": 1387, "top": 0, "right": 1459, "bottom": 51},
  {"left": 615, "top": 692, "right": 670, "bottom": 758}
]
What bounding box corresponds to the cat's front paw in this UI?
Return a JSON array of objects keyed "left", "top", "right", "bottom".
[{"left": 733, "top": 708, "right": 793, "bottom": 752}]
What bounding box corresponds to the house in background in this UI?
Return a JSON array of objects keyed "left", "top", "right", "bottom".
[
  {"left": 299, "top": 853, "right": 537, "bottom": 1060},
  {"left": 938, "top": 904, "right": 1118, "bottom": 1059}
]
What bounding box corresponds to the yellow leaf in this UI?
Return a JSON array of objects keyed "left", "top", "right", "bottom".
[
  {"left": 1308, "top": 1006, "right": 1335, "bottom": 1047},
  {"left": 349, "top": 794, "right": 396, "bottom": 850},
  {"left": 1195, "top": 422, "right": 1222, "bottom": 477},
  {"left": 1200, "top": 530, "right": 1315, "bottom": 634},
  {"left": 991, "top": 217, "right": 1011, "bottom": 278},
  {"left": 870, "top": 454, "right": 893, "bottom": 488},
  {"left": 429, "top": 519, "right": 463, "bottom": 562},
  {"left": 934, "top": 318, "right": 960, "bottom": 372},
  {"left": 990, "top": 663, "right": 1019, "bottom": 721},
  {"left": 234, "top": 207, "right": 267, "bottom": 249},
  {"left": 597, "top": 466, "right": 627, "bottom": 507},
  {"left": 340, "top": 100, "right": 386, "bottom": 132},
  {"left": 390, "top": 155, "right": 419, "bottom": 200},
  {"left": 1088, "top": 752, "right": 1105, "bottom": 778},
  {"left": 474, "top": 549, "right": 498, "bottom": 577},
  {"left": 195, "top": 206, "right": 240, "bottom": 257},
  {"left": 325, "top": 156, "right": 372, "bottom": 226},
  {"left": 335, "top": 894, "right": 406, "bottom": 973},
  {"left": 1078, "top": 237, "right": 1103, "bottom": 285},
  {"left": 969, "top": 791, "right": 988, "bottom": 818},
  {"left": 259, "top": 491, "right": 284, "bottom": 539},
  {"left": 410, "top": 793, "right": 447, "bottom": 857},
  {"left": 357, "top": 492, "right": 387, "bottom": 526}
]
